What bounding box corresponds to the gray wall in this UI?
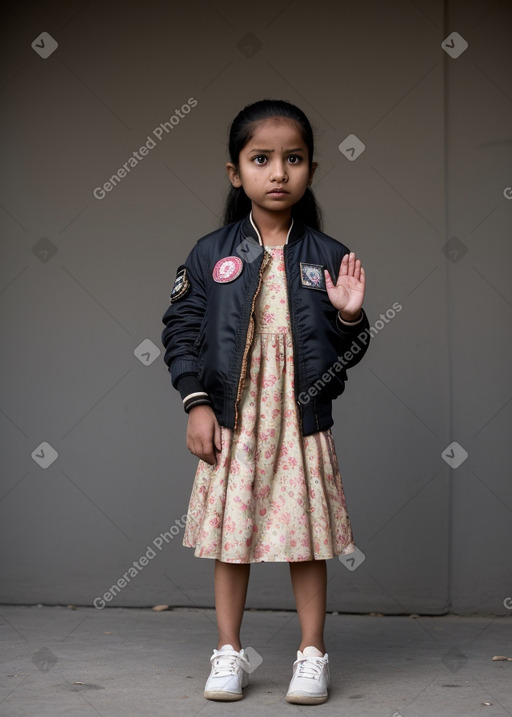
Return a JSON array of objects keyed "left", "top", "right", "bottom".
[{"left": 1, "top": 0, "right": 510, "bottom": 615}]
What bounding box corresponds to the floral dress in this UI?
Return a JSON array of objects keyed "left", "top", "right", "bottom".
[{"left": 182, "top": 245, "right": 356, "bottom": 563}]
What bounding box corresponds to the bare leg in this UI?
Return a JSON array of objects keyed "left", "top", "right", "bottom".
[
  {"left": 214, "top": 559, "right": 251, "bottom": 651},
  {"left": 289, "top": 559, "right": 327, "bottom": 654}
]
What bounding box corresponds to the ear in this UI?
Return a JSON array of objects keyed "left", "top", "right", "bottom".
[
  {"left": 307, "top": 161, "right": 318, "bottom": 187},
  {"left": 226, "top": 162, "right": 242, "bottom": 188}
]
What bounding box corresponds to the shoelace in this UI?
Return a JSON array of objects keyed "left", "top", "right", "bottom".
[
  {"left": 295, "top": 655, "right": 327, "bottom": 680},
  {"left": 210, "top": 650, "right": 251, "bottom": 677}
]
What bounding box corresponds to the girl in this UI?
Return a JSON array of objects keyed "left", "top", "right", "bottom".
[{"left": 161, "top": 99, "right": 370, "bottom": 705}]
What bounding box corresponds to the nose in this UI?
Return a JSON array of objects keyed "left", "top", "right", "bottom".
[{"left": 270, "top": 160, "right": 287, "bottom": 182}]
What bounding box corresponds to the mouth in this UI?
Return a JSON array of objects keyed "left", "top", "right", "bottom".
[{"left": 267, "top": 189, "right": 289, "bottom": 195}]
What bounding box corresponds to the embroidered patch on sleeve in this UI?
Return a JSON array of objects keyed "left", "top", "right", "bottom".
[
  {"left": 300, "top": 262, "right": 327, "bottom": 291},
  {"left": 169, "top": 265, "right": 191, "bottom": 303}
]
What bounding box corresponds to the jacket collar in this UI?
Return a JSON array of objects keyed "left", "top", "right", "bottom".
[{"left": 240, "top": 211, "right": 305, "bottom": 246}]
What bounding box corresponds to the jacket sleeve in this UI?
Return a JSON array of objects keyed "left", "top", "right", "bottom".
[
  {"left": 333, "top": 307, "right": 371, "bottom": 370},
  {"left": 161, "top": 241, "right": 213, "bottom": 413}
]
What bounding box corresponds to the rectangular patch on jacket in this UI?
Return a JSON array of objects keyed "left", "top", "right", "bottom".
[{"left": 300, "top": 262, "right": 327, "bottom": 291}]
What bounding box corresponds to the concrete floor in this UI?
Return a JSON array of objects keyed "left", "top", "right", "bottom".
[{"left": 0, "top": 605, "right": 511, "bottom": 716}]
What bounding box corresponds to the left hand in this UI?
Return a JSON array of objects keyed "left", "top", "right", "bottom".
[{"left": 324, "top": 252, "right": 365, "bottom": 320}]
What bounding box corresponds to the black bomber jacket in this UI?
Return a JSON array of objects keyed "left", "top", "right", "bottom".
[{"left": 161, "top": 212, "right": 371, "bottom": 436}]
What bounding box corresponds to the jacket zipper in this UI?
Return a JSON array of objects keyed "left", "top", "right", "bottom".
[
  {"left": 283, "top": 244, "right": 304, "bottom": 437},
  {"left": 233, "top": 249, "right": 272, "bottom": 432}
]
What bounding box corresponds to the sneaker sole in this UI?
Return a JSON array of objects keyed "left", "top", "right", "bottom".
[
  {"left": 286, "top": 692, "right": 328, "bottom": 705},
  {"left": 204, "top": 689, "right": 244, "bottom": 701}
]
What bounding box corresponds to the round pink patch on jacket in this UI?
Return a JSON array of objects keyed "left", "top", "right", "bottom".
[{"left": 212, "top": 255, "right": 243, "bottom": 283}]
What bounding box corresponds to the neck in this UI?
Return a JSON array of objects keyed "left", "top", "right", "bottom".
[{"left": 250, "top": 206, "right": 292, "bottom": 243}]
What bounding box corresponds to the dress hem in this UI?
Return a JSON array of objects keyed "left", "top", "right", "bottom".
[{"left": 182, "top": 541, "right": 357, "bottom": 564}]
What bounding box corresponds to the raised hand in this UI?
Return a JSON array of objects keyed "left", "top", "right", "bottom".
[{"left": 324, "top": 252, "right": 365, "bottom": 321}]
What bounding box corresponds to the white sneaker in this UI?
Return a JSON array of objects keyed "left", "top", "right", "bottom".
[
  {"left": 204, "top": 644, "right": 252, "bottom": 701},
  {"left": 286, "top": 645, "right": 330, "bottom": 704}
]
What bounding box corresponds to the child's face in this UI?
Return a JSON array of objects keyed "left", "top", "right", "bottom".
[{"left": 226, "top": 117, "right": 317, "bottom": 221}]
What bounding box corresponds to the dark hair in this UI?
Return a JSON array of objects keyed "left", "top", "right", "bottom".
[{"left": 222, "top": 99, "right": 322, "bottom": 231}]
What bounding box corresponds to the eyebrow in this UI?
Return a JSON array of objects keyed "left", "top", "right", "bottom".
[{"left": 249, "top": 147, "right": 305, "bottom": 153}]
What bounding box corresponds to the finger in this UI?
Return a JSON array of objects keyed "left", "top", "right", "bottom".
[
  {"left": 200, "top": 447, "right": 214, "bottom": 465},
  {"left": 339, "top": 253, "right": 348, "bottom": 278},
  {"left": 348, "top": 252, "right": 355, "bottom": 276},
  {"left": 354, "top": 258, "right": 361, "bottom": 281},
  {"left": 324, "top": 268, "right": 332, "bottom": 286},
  {"left": 190, "top": 437, "right": 201, "bottom": 460},
  {"left": 214, "top": 423, "right": 222, "bottom": 453},
  {"left": 201, "top": 436, "right": 215, "bottom": 465},
  {"left": 190, "top": 434, "right": 209, "bottom": 465},
  {"left": 187, "top": 435, "right": 197, "bottom": 457},
  {"left": 213, "top": 426, "right": 222, "bottom": 465}
]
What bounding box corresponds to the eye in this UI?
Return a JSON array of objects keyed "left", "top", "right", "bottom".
[
  {"left": 288, "top": 154, "right": 303, "bottom": 164},
  {"left": 252, "top": 155, "right": 267, "bottom": 165}
]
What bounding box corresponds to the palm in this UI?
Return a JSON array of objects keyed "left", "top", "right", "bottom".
[{"left": 324, "top": 252, "right": 365, "bottom": 317}]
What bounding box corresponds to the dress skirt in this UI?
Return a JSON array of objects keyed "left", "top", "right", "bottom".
[{"left": 182, "top": 245, "right": 356, "bottom": 563}]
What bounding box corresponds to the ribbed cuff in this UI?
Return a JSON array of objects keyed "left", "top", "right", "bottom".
[
  {"left": 336, "top": 308, "right": 365, "bottom": 331},
  {"left": 183, "top": 393, "right": 213, "bottom": 413},
  {"left": 175, "top": 374, "right": 213, "bottom": 413},
  {"left": 338, "top": 309, "right": 363, "bottom": 324}
]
